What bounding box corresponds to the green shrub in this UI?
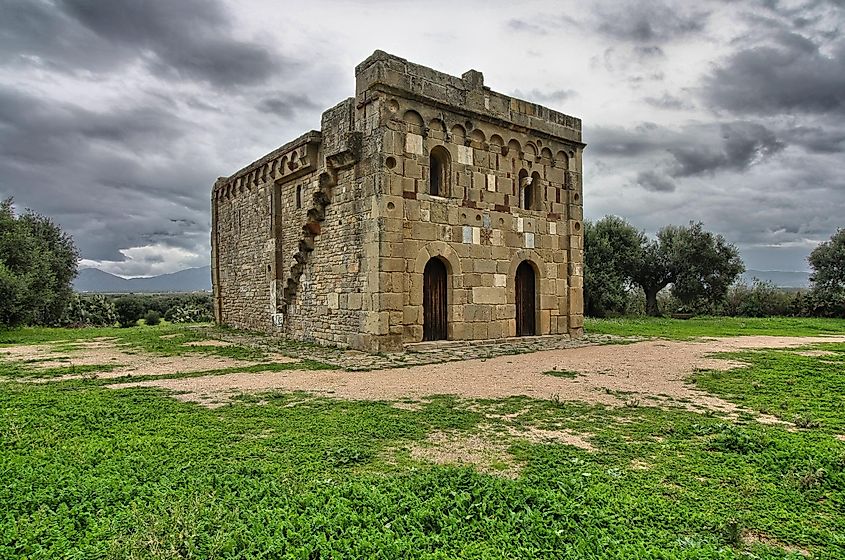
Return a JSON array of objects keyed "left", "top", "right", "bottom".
[
  {"left": 166, "top": 304, "right": 213, "bottom": 323},
  {"left": 113, "top": 296, "right": 145, "bottom": 328},
  {"left": 721, "top": 280, "right": 793, "bottom": 317},
  {"left": 61, "top": 294, "right": 117, "bottom": 327},
  {"left": 143, "top": 310, "right": 161, "bottom": 326}
]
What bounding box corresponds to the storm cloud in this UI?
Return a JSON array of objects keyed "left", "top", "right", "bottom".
[{"left": 1, "top": 0, "right": 843, "bottom": 276}]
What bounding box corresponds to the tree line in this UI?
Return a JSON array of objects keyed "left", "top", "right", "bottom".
[
  {"left": 0, "top": 199, "right": 212, "bottom": 328},
  {"left": 1, "top": 199, "right": 843, "bottom": 327},
  {"left": 585, "top": 216, "right": 845, "bottom": 318}
]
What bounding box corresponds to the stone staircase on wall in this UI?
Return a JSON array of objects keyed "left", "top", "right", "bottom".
[{"left": 279, "top": 170, "right": 336, "bottom": 319}]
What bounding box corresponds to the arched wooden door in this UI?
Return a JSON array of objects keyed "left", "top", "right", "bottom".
[
  {"left": 515, "top": 261, "right": 536, "bottom": 336},
  {"left": 423, "top": 258, "right": 448, "bottom": 341}
]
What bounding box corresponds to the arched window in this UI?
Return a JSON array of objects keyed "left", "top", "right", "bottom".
[
  {"left": 295, "top": 184, "right": 302, "bottom": 209},
  {"left": 518, "top": 169, "right": 532, "bottom": 210},
  {"left": 429, "top": 146, "right": 450, "bottom": 197}
]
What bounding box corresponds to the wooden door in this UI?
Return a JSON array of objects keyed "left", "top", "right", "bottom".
[
  {"left": 423, "top": 258, "right": 448, "bottom": 341},
  {"left": 515, "top": 261, "right": 536, "bottom": 336}
]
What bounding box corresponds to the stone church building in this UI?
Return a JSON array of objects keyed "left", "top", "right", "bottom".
[{"left": 211, "top": 51, "right": 585, "bottom": 352}]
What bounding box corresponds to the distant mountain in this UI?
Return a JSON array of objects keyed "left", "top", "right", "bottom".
[
  {"left": 74, "top": 266, "right": 212, "bottom": 293},
  {"left": 741, "top": 269, "right": 811, "bottom": 289}
]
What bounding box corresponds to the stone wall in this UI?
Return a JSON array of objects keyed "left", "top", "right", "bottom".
[
  {"left": 358, "top": 52, "right": 585, "bottom": 349},
  {"left": 212, "top": 50, "right": 585, "bottom": 352}
]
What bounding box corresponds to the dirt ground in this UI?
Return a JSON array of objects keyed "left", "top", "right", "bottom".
[
  {"left": 0, "top": 338, "right": 297, "bottom": 381},
  {"left": 98, "top": 335, "right": 845, "bottom": 416}
]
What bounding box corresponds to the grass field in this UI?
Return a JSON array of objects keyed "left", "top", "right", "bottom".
[{"left": 1, "top": 318, "right": 844, "bottom": 559}]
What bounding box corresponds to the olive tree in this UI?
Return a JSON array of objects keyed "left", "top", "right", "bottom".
[{"left": 0, "top": 199, "right": 79, "bottom": 327}]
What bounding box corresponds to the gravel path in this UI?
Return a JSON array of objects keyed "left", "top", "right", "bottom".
[{"left": 108, "top": 335, "right": 845, "bottom": 414}]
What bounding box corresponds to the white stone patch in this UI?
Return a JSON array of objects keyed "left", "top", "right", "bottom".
[
  {"left": 524, "top": 232, "right": 535, "bottom": 249},
  {"left": 463, "top": 226, "right": 473, "bottom": 244},
  {"left": 271, "top": 313, "right": 284, "bottom": 327},
  {"left": 457, "top": 145, "right": 473, "bottom": 165},
  {"left": 472, "top": 227, "right": 481, "bottom": 245},
  {"left": 327, "top": 293, "right": 339, "bottom": 309},
  {"left": 549, "top": 222, "right": 557, "bottom": 235},
  {"left": 421, "top": 208, "right": 431, "bottom": 222},
  {"left": 486, "top": 174, "right": 496, "bottom": 192},
  {"left": 493, "top": 274, "right": 507, "bottom": 287},
  {"left": 493, "top": 230, "right": 503, "bottom": 246},
  {"left": 516, "top": 217, "right": 524, "bottom": 233},
  {"left": 405, "top": 133, "right": 424, "bottom": 155}
]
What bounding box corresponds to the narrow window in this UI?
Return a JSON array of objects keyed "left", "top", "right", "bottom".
[
  {"left": 518, "top": 169, "right": 530, "bottom": 210},
  {"left": 429, "top": 146, "right": 450, "bottom": 197},
  {"left": 523, "top": 179, "right": 534, "bottom": 210},
  {"left": 296, "top": 184, "right": 302, "bottom": 209}
]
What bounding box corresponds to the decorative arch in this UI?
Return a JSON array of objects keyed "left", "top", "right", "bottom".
[
  {"left": 540, "top": 147, "right": 553, "bottom": 161},
  {"left": 507, "top": 139, "right": 522, "bottom": 157},
  {"left": 450, "top": 124, "right": 466, "bottom": 141},
  {"left": 524, "top": 142, "right": 538, "bottom": 159},
  {"left": 555, "top": 150, "right": 569, "bottom": 170},
  {"left": 413, "top": 241, "right": 463, "bottom": 277},
  {"left": 470, "top": 128, "right": 486, "bottom": 148},
  {"left": 489, "top": 134, "right": 504, "bottom": 150},
  {"left": 403, "top": 110, "right": 424, "bottom": 126},
  {"left": 428, "top": 118, "right": 447, "bottom": 137}
]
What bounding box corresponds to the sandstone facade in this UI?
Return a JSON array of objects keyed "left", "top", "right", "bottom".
[{"left": 211, "top": 51, "right": 585, "bottom": 352}]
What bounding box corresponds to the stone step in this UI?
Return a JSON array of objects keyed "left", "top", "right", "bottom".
[{"left": 405, "top": 334, "right": 570, "bottom": 353}]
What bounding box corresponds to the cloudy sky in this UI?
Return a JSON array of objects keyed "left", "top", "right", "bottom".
[{"left": 1, "top": 0, "right": 843, "bottom": 276}]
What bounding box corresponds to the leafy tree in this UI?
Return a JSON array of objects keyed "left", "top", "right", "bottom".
[
  {"left": 584, "top": 216, "right": 643, "bottom": 317},
  {"left": 809, "top": 229, "right": 845, "bottom": 292},
  {"left": 669, "top": 222, "right": 745, "bottom": 313},
  {"left": 627, "top": 222, "right": 744, "bottom": 316},
  {"left": 0, "top": 199, "right": 79, "bottom": 327},
  {"left": 630, "top": 235, "right": 674, "bottom": 317},
  {"left": 807, "top": 229, "right": 845, "bottom": 317},
  {"left": 114, "top": 296, "right": 145, "bottom": 328}
]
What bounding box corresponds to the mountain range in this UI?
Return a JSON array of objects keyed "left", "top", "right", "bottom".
[
  {"left": 741, "top": 269, "right": 811, "bottom": 289},
  {"left": 74, "top": 266, "right": 212, "bottom": 293},
  {"left": 73, "top": 265, "right": 810, "bottom": 293}
]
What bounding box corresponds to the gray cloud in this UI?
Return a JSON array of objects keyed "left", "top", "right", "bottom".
[
  {"left": 636, "top": 170, "right": 676, "bottom": 192},
  {"left": 257, "top": 94, "right": 321, "bottom": 118},
  {"left": 589, "top": 121, "right": 785, "bottom": 178},
  {"left": 1, "top": 0, "right": 285, "bottom": 87},
  {"left": 643, "top": 92, "right": 694, "bottom": 110},
  {"left": 511, "top": 88, "right": 578, "bottom": 105},
  {"left": 593, "top": 1, "right": 710, "bottom": 43},
  {"left": 703, "top": 32, "right": 845, "bottom": 115}
]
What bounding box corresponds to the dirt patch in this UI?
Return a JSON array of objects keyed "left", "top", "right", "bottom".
[
  {"left": 742, "top": 530, "right": 810, "bottom": 557},
  {"left": 836, "top": 434, "right": 845, "bottom": 442},
  {"left": 795, "top": 349, "right": 839, "bottom": 357},
  {"left": 500, "top": 424, "right": 595, "bottom": 450},
  {"left": 183, "top": 340, "right": 233, "bottom": 347},
  {"left": 108, "top": 335, "right": 845, "bottom": 419},
  {"left": 408, "top": 430, "right": 520, "bottom": 478},
  {"left": 630, "top": 459, "right": 651, "bottom": 470},
  {"left": 0, "top": 339, "right": 299, "bottom": 381},
  {"left": 405, "top": 423, "right": 594, "bottom": 477}
]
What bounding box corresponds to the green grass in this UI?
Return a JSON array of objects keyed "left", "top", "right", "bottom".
[
  {"left": 2, "top": 326, "right": 845, "bottom": 558},
  {"left": 586, "top": 316, "right": 845, "bottom": 339},
  {"left": 693, "top": 343, "right": 845, "bottom": 432}
]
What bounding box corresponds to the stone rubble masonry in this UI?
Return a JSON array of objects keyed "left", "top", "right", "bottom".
[{"left": 211, "top": 50, "right": 585, "bottom": 353}]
